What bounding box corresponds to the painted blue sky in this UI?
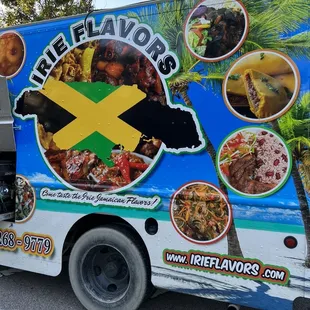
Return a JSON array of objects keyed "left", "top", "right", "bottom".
[
  {"left": 94, "top": 0, "right": 145, "bottom": 9},
  {"left": 8, "top": 1, "right": 309, "bottom": 227}
]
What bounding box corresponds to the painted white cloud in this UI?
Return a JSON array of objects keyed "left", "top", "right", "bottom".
[
  {"left": 29, "top": 173, "right": 55, "bottom": 184},
  {"left": 287, "top": 201, "right": 298, "bottom": 207}
]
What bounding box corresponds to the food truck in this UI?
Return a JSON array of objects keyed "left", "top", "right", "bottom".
[{"left": 0, "top": 0, "right": 309, "bottom": 309}]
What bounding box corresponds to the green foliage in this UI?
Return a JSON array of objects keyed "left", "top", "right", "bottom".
[
  {"left": 299, "top": 162, "right": 310, "bottom": 194},
  {"left": 287, "top": 137, "right": 310, "bottom": 155},
  {"left": 275, "top": 32, "right": 310, "bottom": 60},
  {"left": 241, "top": 0, "right": 269, "bottom": 15},
  {"left": 128, "top": 0, "right": 199, "bottom": 69},
  {"left": 243, "top": 0, "right": 310, "bottom": 57},
  {"left": 168, "top": 71, "right": 203, "bottom": 90},
  {"left": 126, "top": 6, "right": 158, "bottom": 26},
  {"left": 278, "top": 92, "right": 310, "bottom": 194},
  {"left": 128, "top": 1, "right": 203, "bottom": 95},
  {"left": 201, "top": 58, "right": 234, "bottom": 91},
  {"left": 133, "top": 0, "right": 309, "bottom": 97},
  {"left": 155, "top": 0, "right": 196, "bottom": 56},
  {"left": 0, "top": 0, "right": 94, "bottom": 26},
  {"left": 301, "top": 150, "right": 310, "bottom": 167},
  {"left": 180, "top": 46, "right": 196, "bottom": 72},
  {"left": 267, "top": 0, "right": 309, "bottom": 33},
  {"left": 294, "top": 92, "right": 310, "bottom": 119},
  {"left": 278, "top": 114, "right": 296, "bottom": 141},
  {"left": 279, "top": 93, "right": 310, "bottom": 141}
]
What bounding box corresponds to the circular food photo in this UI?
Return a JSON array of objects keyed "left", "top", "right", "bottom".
[
  {"left": 170, "top": 182, "right": 232, "bottom": 244},
  {"left": 15, "top": 175, "right": 36, "bottom": 223},
  {"left": 184, "top": 0, "right": 249, "bottom": 62},
  {"left": 223, "top": 50, "right": 300, "bottom": 123},
  {"left": 0, "top": 31, "right": 25, "bottom": 78},
  {"left": 217, "top": 127, "right": 292, "bottom": 197},
  {"left": 15, "top": 39, "right": 165, "bottom": 193}
]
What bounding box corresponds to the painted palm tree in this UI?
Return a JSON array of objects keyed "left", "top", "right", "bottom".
[
  {"left": 278, "top": 93, "right": 310, "bottom": 267},
  {"left": 156, "top": 0, "right": 310, "bottom": 258},
  {"left": 129, "top": 0, "right": 244, "bottom": 257},
  {"left": 129, "top": 1, "right": 244, "bottom": 256},
  {"left": 130, "top": 0, "right": 310, "bottom": 258},
  {"left": 242, "top": 0, "right": 310, "bottom": 58},
  {"left": 169, "top": 72, "right": 243, "bottom": 257},
  {"left": 200, "top": 0, "right": 310, "bottom": 80},
  {"left": 242, "top": 0, "right": 310, "bottom": 267}
]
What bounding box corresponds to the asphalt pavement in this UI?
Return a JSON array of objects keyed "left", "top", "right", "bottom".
[{"left": 0, "top": 265, "right": 249, "bottom": 310}]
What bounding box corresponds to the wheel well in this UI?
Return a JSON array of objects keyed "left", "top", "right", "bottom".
[{"left": 62, "top": 213, "right": 151, "bottom": 268}]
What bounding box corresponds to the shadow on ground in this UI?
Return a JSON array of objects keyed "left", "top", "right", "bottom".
[{"left": 0, "top": 264, "right": 254, "bottom": 310}]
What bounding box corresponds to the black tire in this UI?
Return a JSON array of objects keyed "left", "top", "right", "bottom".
[{"left": 68, "top": 225, "right": 151, "bottom": 310}]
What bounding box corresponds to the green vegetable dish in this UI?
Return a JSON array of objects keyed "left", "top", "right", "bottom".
[{"left": 15, "top": 176, "right": 35, "bottom": 222}]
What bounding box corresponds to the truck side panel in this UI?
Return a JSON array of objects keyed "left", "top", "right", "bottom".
[{"left": 0, "top": 1, "right": 308, "bottom": 309}]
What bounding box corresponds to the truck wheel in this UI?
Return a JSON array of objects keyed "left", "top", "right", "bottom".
[{"left": 68, "top": 225, "right": 151, "bottom": 310}]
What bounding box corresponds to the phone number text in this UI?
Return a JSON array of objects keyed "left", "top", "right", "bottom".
[{"left": 0, "top": 229, "right": 54, "bottom": 257}]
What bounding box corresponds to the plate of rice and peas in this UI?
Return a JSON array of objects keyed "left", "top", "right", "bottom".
[{"left": 217, "top": 127, "right": 292, "bottom": 197}]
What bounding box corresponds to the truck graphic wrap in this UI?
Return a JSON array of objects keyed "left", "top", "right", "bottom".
[{"left": 0, "top": 0, "right": 309, "bottom": 309}]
